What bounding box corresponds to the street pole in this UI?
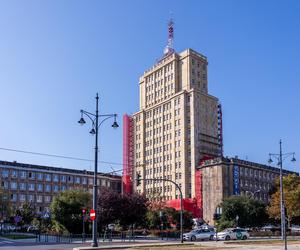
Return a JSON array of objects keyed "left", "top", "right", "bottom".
[
  {"left": 78, "top": 93, "right": 118, "bottom": 248},
  {"left": 179, "top": 188, "right": 183, "bottom": 244},
  {"left": 92, "top": 94, "right": 99, "bottom": 247},
  {"left": 279, "top": 140, "right": 287, "bottom": 250}
]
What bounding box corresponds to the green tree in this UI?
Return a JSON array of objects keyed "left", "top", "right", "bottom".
[
  {"left": 0, "top": 188, "right": 11, "bottom": 222},
  {"left": 50, "top": 190, "right": 92, "bottom": 234},
  {"left": 218, "top": 195, "right": 268, "bottom": 230},
  {"left": 18, "top": 202, "right": 35, "bottom": 225},
  {"left": 268, "top": 174, "right": 300, "bottom": 227}
]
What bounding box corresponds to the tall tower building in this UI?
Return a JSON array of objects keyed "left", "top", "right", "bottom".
[{"left": 123, "top": 21, "right": 222, "bottom": 214}]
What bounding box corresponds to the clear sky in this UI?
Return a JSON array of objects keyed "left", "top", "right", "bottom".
[{"left": 0, "top": 0, "right": 299, "bottom": 174}]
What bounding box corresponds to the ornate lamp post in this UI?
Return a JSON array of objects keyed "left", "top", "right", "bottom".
[
  {"left": 268, "top": 140, "right": 296, "bottom": 250},
  {"left": 78, "top": 93, "right": 118, "bottom": 247}
]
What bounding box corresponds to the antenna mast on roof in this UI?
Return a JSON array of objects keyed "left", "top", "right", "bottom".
[{"left": 164, "top": 14, "right": 174, "bottom": 55}]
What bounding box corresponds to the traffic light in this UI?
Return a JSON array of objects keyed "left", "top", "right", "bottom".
[
  {"left": 136, "top": 173, "right": 141, "bottom": 186},
  {"left": 213, "top": 213, "right": 221, "bottom": 221}
]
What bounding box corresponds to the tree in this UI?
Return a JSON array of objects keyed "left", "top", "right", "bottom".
[
  {"left": 268, "top": 174, "right": 300, "bottom": 227},
  {"left": 0, "top": 188, "right": 11, "bottom": 222},
  {"left": 51, "top": 190, "right": 92, "bottom": 234},
  {"left": 18, "top": 202, "right": 35, "bottom": 225},
  {"left": 218, "top": 195, "right": 268, "bottom": 230},
  {"left": 97, "top": 188, "right": 149, "bottom": 230}
]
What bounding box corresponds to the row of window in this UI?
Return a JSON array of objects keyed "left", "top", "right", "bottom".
[
  {"left": 9, "top": 193, "right": 52, "bottom": 203},
  {"left": 1, "top": 169, "right": 87, "bottom": 184}
]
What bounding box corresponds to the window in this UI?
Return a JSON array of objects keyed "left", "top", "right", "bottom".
[
  {"left": 82, "top": 177, "right": 87, "bottom": 185},
  {"left": 75, "top": 177, "right": 80, "bottom": 184},
  {"left": 11, "top": 170, "right": 18, "bottom": 178},
  {"left": 53, "top": 185, "right": 59, "bottom": 192},
  {"left": 1, "top": 181, "right": 8, "bottom": 189},
  {"left": 45, "top": 174, "right": 51, "bottom": 181},
  {"left": 37, "top": 195, "right": 43, "bottom": 203},
  {"left": 61, "top": 175, "right": 66, "bottom": 182},
  {"left": 20, "top": 183, "right": 26, "bottom": 190},
  {"left": 45, "top": 196, "right": 51, "bottom": 203},
  {"left": 53, "top": 175, "right": 59, "bottom": 182},
  {"left": 19, "top": 194, "right": 26, "bottom": 202},
  {"left": 28, "top": 183, "right": 35, "bottom": 191},
  {"left": 37, "top": 184, "right": 43, "bottom": 192},
  {"left": 88, "top": 178, "right": 93, "bottom": 185},
  {"left": 45, "top": 184, "right": 51, "bottom": 192},
  {"left": 37, "top": 173, "right": 43, "bottom": 180},
  {"left": 28, "top": 172, "right": 35, "bottom": 179},
  {"left": 2, "top": 169, "right": 9, "bottom": 178},
  {"left": 10, "top": 182, "right": 17, "bottom": 190},
  {"left": 67, "top": 176, "right": 73, "bottom": 183},
  {"left": 61, "top": 185, "right": 66, "bottom": 191},
  {"left": 20, "top": 171, "right": 26, "bottom": 179},
  {"left": 10, "top": 194, "right": 17, "bottom": 201},
  {"left": 28, "top": 195, "right": 34, "bottom": 202}
]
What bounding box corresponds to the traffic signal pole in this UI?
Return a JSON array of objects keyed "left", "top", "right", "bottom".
[{"left": 136, "top": 175, "right": 184, "bottom": 243}]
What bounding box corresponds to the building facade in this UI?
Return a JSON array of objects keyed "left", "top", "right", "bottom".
[
  {"left": 0, "top": 160, "right": 121, "bottom": 215},
  {"left": 123, "top": 44, "right": 222, "bottom": 207},
  {"left": 199, "top": 157, "right": 299, "bottom": 223}
]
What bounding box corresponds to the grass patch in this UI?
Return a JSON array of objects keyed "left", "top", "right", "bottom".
[
  {"left": 2, "top": 234, "right": 36, "bottom": 240},
  {"left": 132, "top": 245, "right": 228, "bottom": 250},
  {"left": 224, "top": 240, "right": 300, "bottom": 245}
]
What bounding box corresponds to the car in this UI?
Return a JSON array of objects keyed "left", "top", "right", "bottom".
[
  {"left": 214, "top": 228, "right": 249, "bottom": 241},
  {"left": 27, "top": 225, "right": 39, "bottom": 232},
  {"left": 183, "top": 229, "right": 215, "bottom": 241}
]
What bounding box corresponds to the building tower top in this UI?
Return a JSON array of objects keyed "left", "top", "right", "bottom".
[{"left": 163, "top": 18, "right": 174, "bottom": 56}]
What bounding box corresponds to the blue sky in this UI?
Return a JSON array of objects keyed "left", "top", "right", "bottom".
[{"left": 0, "top": 0, "right": 299, "bottom": 173}]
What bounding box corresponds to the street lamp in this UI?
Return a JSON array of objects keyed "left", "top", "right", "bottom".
[
  {"left": 78, "top": 93, "right": 118, "bottom": 247},
  {"left": 268, "top": 140, "right": 296, "bottom": 250}
]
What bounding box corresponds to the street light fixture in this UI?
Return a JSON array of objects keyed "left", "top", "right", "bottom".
[
  {"left": 268, "top": 140, "right": 296, "bottom": 250},
  {"left": 78, "top": 93, "right": 118, "bottom": 247}
]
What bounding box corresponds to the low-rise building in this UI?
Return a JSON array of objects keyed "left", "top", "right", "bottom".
[
  {"left": 198, "top": 157, "right": 298, "bottom": 224},
  {"left": 0, "top": 160, "right": 121, "bottom": 215}
]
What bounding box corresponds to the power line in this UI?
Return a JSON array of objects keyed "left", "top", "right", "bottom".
[{"left": 0, "top": 146, "right": 125, "bottom": 167}]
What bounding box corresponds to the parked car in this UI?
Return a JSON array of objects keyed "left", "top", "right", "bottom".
[
  {"left": 214, "top": 228, "right": 249, "bottom": 241},
  {"left": 183, "top": 228, "right": 215, "bottom": 241},
  {"left": 27, "top": 225, "right": 39, "bottom": 233}
]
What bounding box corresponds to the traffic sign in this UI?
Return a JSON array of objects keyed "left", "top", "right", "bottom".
[{"left": 90, "top": 209, "right": 96, "bottom": 221}]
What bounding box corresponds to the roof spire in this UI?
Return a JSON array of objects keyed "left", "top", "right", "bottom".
[{"left": 164, "top": 14, "right": 174, "bottom": 55}]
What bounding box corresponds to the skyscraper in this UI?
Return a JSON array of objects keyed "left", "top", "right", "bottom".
[{"left": 123, "top": 21, "right": 222, "bottom": 214}]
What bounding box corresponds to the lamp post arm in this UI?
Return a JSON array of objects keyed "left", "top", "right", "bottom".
[
  {"left": 98, "top": 115, "right": 115, "bottom": 128},
  {"left": 81, "top": 110, "right": 96, "bottom": 124}
]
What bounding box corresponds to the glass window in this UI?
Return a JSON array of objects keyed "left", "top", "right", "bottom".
[
  {"left": 37, "top": 173, "right": 43, "bottom": 180},
  {"left": 2, "top": 169, "right": 9, "bottom": 178},
  {"left": 82, "top": 177, "right": 87, "bottom": 185},
  {"left": 37, "top": 195, "right": 43, "bottom": 203},
  {"left": 53, "top": 175, "right": 59, "bottom": 182},
  {"left": 28, "top": 172, "right": 35, "bottom": 179},
  {"left": 61, "top": 175, "right": 66, "bottom": 182},
  {"left": 1, "top": 181, "right": 8, "bottom": 189},
  {"left": 10, "top": 193, "right": 17, "bottom": 201},
  {"left": 67, "top": 176, "right": 73, "bottom": 183},
  {"left": 61, "top": 185, "right": 66, "bottom": 191},
  {"left": 20, "top": 171, "right": 26, "bottom": 179},
  {"left": 19, "top": 194, "right": 26, "bottom": 202},
  {"left": 10, "top": 182, "right": 17, "bottom": 190},
  {"left": 53, "top": 185, "right": 59, "bottom": 192},
  {"left": 45, "top": 196, "right": 51, "bottom": 203},
  {"left": 88, "top": 178, "right": 93, "bottom": 185},
  {"left": 37, "top": 184, "right": 43, "bottom": 192},
  {"left": 11, "top": 170, "right": 18, "bottom": 178},
  {"left": 28, "top": 183, "right": 35, "bottom": 191},
  {"left": 75, "top": 177, "right": 80, "bottom": 184},
  {"left": 28, "top": 195, "right": 34, "bottom": 202},
  {"left": 45, "top": 174, "right": 51, "bottom": 181},
  {"left": 45, "top": 184, "right": 51, "bottom": 192},
  {"left": 19, "top": 183, "right": 26, "bottom": 190}
]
